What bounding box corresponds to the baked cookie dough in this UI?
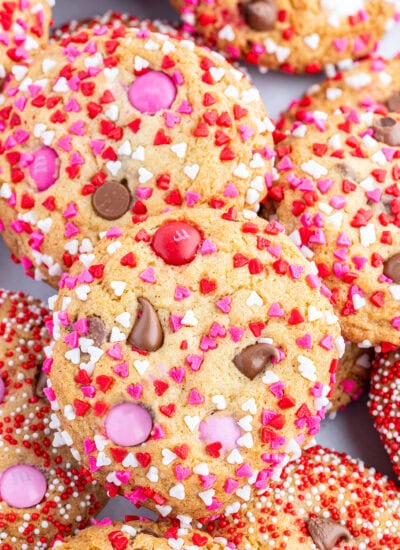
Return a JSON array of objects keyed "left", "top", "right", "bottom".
[
  {"left": 54, "top": 520, "right": 225, "bottom": 549},
  {"left": 277, "top": 56, "right": 400, "bottom": 133},
  {"left": 0, "top": 24, "right": 273, "bottom": 288},
  {"left": 46, "top": 209, "right": 342, "bottom": 519},
  {"left": 369, "top": 347, "right": 400, "bottom": 481},
  {"left": 329, "top": 342, "right": 372, "bottom": 413},
  {"left": 170, "top": 0, "right": 398, "bottom": 74},
  {"left": 0, "top": 0, "right": 52, "bottom": 88},
  {"left": 272, "top": 110, "right": 400, "bottom": 345},
  {"left": 0, "top": 289, "right": 106, "bottom": 549},
  {"left": 205, "top": 445, "right": 400, "bottom": 549}
]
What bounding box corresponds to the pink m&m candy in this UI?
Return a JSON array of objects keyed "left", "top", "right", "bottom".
[
  {"left": 0, "top": 378, "right": 4, "bottom": 403},
  {"left": 128, "top": 71, "right": 177, "bottom": 114},
  {"left": 29, "top": 146, "right": 59, "bottom": 192},
  {"left": 152, "top": 221, "right": 201, "bottom": 266},
  {"left": 199, "top": 416, "right": 241, "bottom": 451},
  {"left": 105, "top": 403, "right": 152, "bottom": 446},
  {"left": 0, "top": 464, "right": 47, "bottom": 508}
]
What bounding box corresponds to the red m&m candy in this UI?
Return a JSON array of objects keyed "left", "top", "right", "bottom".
[{"left": 151, "top": 221, "right": 201, "bottom": 266}]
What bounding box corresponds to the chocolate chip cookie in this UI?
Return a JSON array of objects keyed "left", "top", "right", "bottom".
[
  {"left": 55, "top": 520, "right": 224, "bottom": 549},
  {"left": 170, "top": 0, "right": 397, "bottom": 73},
  {"left": 46, "top": 209, "right": 342, "bottom": 519},
  {"left": 329, "top": 342, "right": 372, "bottom": 414},
  {"left": 0, "top": 0, "right": 52, "bottom": 90},
  {"left": 0, "top": 24, "right": 273, "bottom": 287},
  {"left": 272, "top": 110, "right": 400, "bottom": 345},
  {"left": 278, "top": 56, "right": 400, "bottom": 133}
]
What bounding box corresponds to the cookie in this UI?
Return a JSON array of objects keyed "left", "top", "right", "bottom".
[
  {"left": 170, "top": 0, "right": 398, "bottom": 74},
  {"left": 54, "top": 520, "right": 225, "bottom": 549},
  {"left": 272, "top": 109, "right": 400, "bottom": 345},
  {"left": 369, "top": 347, "right": 400, "bottom": 481},
  {"left": 45, "top": 209, "right": 342, "bottom": 519},
  {"left": 0, "top": 289, "right": 106, "bottom": 549},
  {"left": 205, "top": 445, "right": 400, "bottom": 549},
  {"left": 51, "top": 11, "right": 186, "bottom": 43},
  {"left": 0, "top": 0, "right": 52, "bottom": 88},
  {"left": 0, "top": 24, "right": 273, "bottom": 288},
  {"left": 277, "top": 56, "right": 400, "bottom": 134},
  {"left": 329, "top": 342, "right": 372, "bottom": 414}
]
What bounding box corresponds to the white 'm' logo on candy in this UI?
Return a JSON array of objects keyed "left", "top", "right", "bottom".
[
  {"left": 173, "top": 230, "right": 190, "bottom": 243},
  {"left": 33, "top": 154, "right": 48, "bottom": 176},
  {"left": 11, "top": 470, "right": 31, "bottom": 485}
]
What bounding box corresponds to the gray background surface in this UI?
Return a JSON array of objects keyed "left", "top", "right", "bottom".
[{"left": 0, "top": 0, "right": 399, "bottom": 519}]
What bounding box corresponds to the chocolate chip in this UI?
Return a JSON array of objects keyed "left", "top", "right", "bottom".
[
  {"left": 234, "top": 343, "right": 279, "bottom": 380},
  {"left": 386, "top": 91, "right": 400, "bottom": 112},
  {"left": 383, "top": 253, "right": 400, "bottom": 283},
  {"left": 332, "top": 162, "right": 356, "bottom": 181},
  {"left": 242, "top": 0, "right": 277, "bottom": 31},
  {"left": 92, "top": 181, "right": 131, "bottom": 220},
  {"left": 87, "top": 316, "right": 107, "bottom": 346},
  {"left": 0, "top": 78, "right": 6, "bottom": 93},
  {"left": 34, "top": 370, "right": 48, "bottom": 398},
  {"left": 307, "top": 518, "right": 351, "bottom": 550},
  {"left": 128, "top": 298, "right": 164, "bottom": 352},
  {"left": 372, "top": 117, "right": 400, "bottom": 146}
]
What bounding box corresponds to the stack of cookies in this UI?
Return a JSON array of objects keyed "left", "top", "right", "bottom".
[{"left": 0, "top": 1, "right": 399, "bottom": 548}]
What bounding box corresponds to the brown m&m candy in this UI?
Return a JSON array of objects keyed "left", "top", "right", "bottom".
[{"left": 92, "top": 181, "right": 132, "bottom": 220}]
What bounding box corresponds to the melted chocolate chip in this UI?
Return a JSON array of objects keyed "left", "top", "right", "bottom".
[
  {"left": 34, "top": 370, "right": 48, "bottom": 398},
  {"left": 87, "top": 316, "right": 107, "bottom": 346},
  {"left": 383, "top": 253, "right": 400, "bottom": 283},
  {"left": 332, "top": 162, "right": 356, "bottom": 181},
  {"left": 307, "top": 518, "right": 351, "bottom": 550},
  {"left": 234, "top": 343, "right": 279, "bottom": 380},
  {"left": 380, "top": 193, "right": 393, "bottom": 214},
  {"left": 386, "top": 91, "right": 400, "bottom": 112},
  {"left": 373, "top": 117, "right": 400, "bottom": 146},
  {"left": 128, "top": 298, "right": 164, "bottom": 352},
  {"left": 92, "top": 181, "right": 131, "bottom": 220},
  {"left": 242, "top": 0, "right": 277, "bottom": 31}
]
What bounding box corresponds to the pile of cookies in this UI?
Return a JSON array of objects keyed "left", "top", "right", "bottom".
[{"left": 0, "top": 1, "right": 400, "bottom": 548}]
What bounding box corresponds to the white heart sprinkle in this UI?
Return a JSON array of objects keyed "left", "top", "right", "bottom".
[
  {"left": 134, "top": 56, "right": 149, "bottom": 71},
  {"left": 110, "top": 281, "right": 126, "bottom": 297},
  {"left": 169, "top": 483, "right": 185, "bottom": 500},
  {"left": 171, "top": 142, "right": 187, "bottom": 159},
  {"left": 184, "top": 415, "right": 201, "bottom": 432},
  {"left": 122, "top": 453, "right": 139, "bottom": 468},
  {"left": 236, "top": 484, "right": 251, "bottom": 501},
  {"left": 106, "top": 160, "right": 122, "bottom": 176},
  {"left": 133, "top": 359, "right": 149, "bottom": 376},
  {"left": 162, "top": 449, "right": 178, "bottom": 465},
  {"left": 184, "top": 164, "right": 199, "bottom": 180},
  {"left": 115, "top": 312, "right": 131, "bottom": 328}
]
